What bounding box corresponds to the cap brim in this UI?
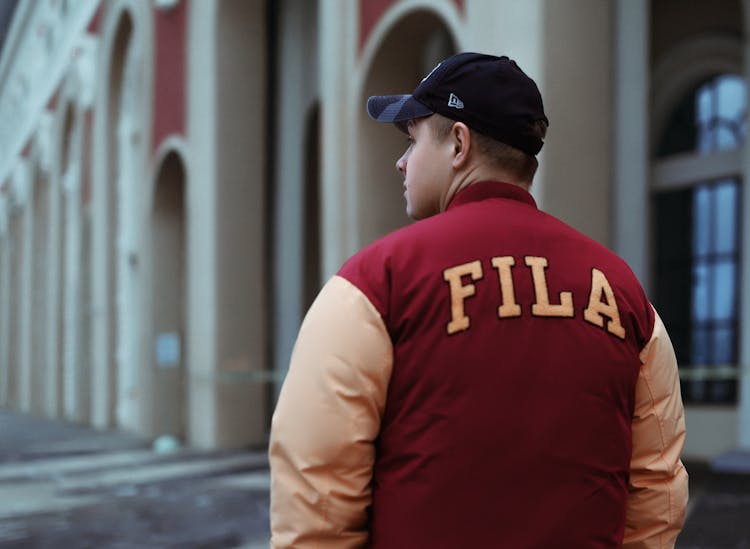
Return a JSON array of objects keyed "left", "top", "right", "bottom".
[{"left": 367, "top": 95, "right": 433, "bottom": 129}]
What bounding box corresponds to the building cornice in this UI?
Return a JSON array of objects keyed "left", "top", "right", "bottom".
[{"left": 0, "top": 0, "right": 99, "bottom": 187}]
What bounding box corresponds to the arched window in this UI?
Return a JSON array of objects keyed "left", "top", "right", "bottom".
[
  {"left": 658, "top": 75, "right": 746, "bottom": 156},
  {"left": 653, "top": 73, "right": 746, "bottom": 404}
]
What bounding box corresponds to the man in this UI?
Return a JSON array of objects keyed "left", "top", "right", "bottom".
[{"left": 269, "top": 52, "right": 688, "bottom": 548}]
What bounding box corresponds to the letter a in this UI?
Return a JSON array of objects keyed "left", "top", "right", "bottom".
[{"left": 583, "top": 268, "right": 626, "bottom": 339}]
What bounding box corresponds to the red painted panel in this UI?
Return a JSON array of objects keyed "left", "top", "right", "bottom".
[
  {"left": 82, "top": 111, "right": 93, "bottom": 205},
  {"left": 359, "top": 0, "right": 465, "bottom": 54},
  {"left": 152, "top": 0, "right": 187, "bottom": 153},
  {"left": 87, "top": 2, "right": 103, "bottom": 34},
  {"left": 359, "top": 0, "right": 397, "bottom": 53},
  {"left": 46, "top": 88, "right": 59, "bottom": 111}
]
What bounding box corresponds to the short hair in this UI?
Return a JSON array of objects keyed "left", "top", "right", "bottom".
[{"left": 427, "top": 113, "right": 547, "bottom": 185}]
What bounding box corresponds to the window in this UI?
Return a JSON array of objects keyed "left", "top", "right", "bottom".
[{"left": 654, "top": 74, "right": 745, "bottom": 404}]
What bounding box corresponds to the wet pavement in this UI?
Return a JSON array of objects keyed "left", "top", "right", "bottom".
[{"left": 1, "top": 409, "right": 749, "bottom": 548}]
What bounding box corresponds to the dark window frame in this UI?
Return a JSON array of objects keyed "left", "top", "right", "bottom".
[{"left": 653, "top": 73, "right": 745, "bottom": 405}]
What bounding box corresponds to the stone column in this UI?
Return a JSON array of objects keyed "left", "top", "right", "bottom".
[
  {"left": 62, "top": 163, "right": 83, "bottom": 420},
  {"left": 273, "top": 0, "right": 320, "bottom": 396},
  {"left": 0, "top": 198, "right": 9, "bottom": 406},
  {"left": 44, "top": 112, "right": 64, "bottom": 419},
  {"left": 186, "top": 0, "right": 219, "bottom": 447},
  {"left": 187, "top": 0, "right": 269, "bottom": 448},
  {"left": 614, "top": 0, "right": 650, "bottom": 289},
  {"left": 538, "top": 0, "right": 613, "bottom": 245},
  {"left": 319, "top": 0, "right": 358, "bottom": 278},
  {"left": 16, "top": 162, "right": 34, "bottom": 412}
]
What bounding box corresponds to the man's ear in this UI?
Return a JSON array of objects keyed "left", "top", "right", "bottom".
[{"left": 451, "top": 122, "right": 471, "bottom": 169}]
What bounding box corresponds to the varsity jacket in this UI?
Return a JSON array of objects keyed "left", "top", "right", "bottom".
[{"left": 270, "top": 181, "right": 688, "bottom": 548}]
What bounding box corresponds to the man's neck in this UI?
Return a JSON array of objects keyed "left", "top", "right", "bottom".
[{"left": 440, "top": 166, "right": 529, "bottom": 212}]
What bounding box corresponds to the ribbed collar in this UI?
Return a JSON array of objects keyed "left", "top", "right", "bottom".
[{"left": 446, "top": 181, "right": 538, "bottom": 211}]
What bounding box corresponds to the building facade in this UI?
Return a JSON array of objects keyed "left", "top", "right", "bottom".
[{"left": 0, "top": 0, "right": 748, "bottom": 459}]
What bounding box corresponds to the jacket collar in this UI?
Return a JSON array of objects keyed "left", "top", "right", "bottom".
[{"left": 447, "top": 181, "right": 537, "bottom": 211}]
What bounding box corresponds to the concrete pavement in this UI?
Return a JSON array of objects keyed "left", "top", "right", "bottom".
[
  {"left": 678, "top": 460, "right": 750, "bottom": 549},
  {"left": 0, "top": 410, "right": 270, "bottom": 548},
  {"left": 2, "top": 409, "right": 750, "bottom": 548}
]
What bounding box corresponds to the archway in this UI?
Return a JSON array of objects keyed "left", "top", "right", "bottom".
[
  {"left": 30, "top": 164, "right": 50, "bottom": 415},
  {"left": 358, "top": 10, "right": 456, "bottom": 246},
  {"left": 150, "top": 151, "right": 186, "bottom": 439}
]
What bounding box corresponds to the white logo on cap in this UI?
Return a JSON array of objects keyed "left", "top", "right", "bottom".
[
  {"left": 448, "top": 93, "right": 464, "bottom": 109},
  {"left": 421, "top": 61, "right": 442, "bottom": 83}
]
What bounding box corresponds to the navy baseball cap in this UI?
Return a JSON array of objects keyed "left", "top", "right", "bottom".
[{"left": 367, "top": 52, "right": 548, "bottom": 156}]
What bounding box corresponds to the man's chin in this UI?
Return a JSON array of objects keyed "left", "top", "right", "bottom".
[{"left": 407, "top": 209, "right": 427, "bottom": 221}]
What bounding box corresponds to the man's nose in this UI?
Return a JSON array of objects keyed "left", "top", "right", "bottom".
[{"left": 396, "top": 154, "right": 406, "bottom": 175}]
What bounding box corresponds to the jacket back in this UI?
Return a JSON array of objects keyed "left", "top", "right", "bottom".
[{"left": 338, "top": 182, "right": 655, "bottom": 548}]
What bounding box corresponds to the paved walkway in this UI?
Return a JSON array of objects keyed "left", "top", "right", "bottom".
[
  {"left": 0, "top": 410, "right": 270, "bottom": 548},
  {"left": 2, "top": 409, "right": 750, "bottom": 547},
  {"left": 678, "top": 459, "right": 750, "bottom": 548}
]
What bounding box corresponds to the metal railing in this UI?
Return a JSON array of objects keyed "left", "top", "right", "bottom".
[{"left": 678, "top": 364, "right": 740, "bottom": 381}]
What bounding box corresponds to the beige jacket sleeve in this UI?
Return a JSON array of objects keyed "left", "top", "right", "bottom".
[
  {"left": 269, "top": 275, "right": 393, "bottom": 549},
  {"left": 623, "top": 309, "right": 689, "bottom": 548}
]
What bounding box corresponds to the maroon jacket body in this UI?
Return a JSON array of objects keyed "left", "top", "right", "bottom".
[
  {"left": 341, "top": 182, "right": 651, "bottom": 547},
  {"left": 270, "top": 181, "right": 688, "bottom": 549}
]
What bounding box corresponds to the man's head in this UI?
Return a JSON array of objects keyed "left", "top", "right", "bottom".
[{"left": 367, "top": 52, "right": 548, "bottom": 219}]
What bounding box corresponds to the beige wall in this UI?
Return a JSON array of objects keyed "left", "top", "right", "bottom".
[
  {"left": 540, "top": 1, "right": 613, "bottom": 247},
  {"left": 187, "top": 0, "right": 268, "bottom": 449},
  {"left": 214, "top": 0, "right": 268, "bottom": 447},
  {"left": 684, "top": 407, "right": 739, "bottom": 460}
]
